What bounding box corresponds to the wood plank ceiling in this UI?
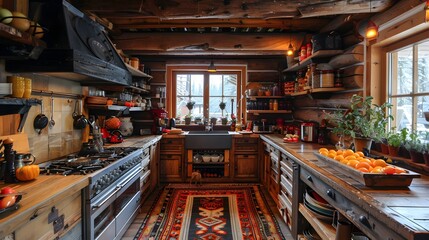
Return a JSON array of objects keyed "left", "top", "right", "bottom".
[{"left": 70, "top": 0, "right": 397, "bottom": 56}]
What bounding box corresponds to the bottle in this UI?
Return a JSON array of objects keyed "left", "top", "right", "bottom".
[
  {"left": 269, "top": 99, "right": 273, "bottom": 110},
  {"left": 273, "top": 99, "right": 278, "bottom": 111},
  {"left": 3, "top": 138, "right": 18, "bottom": 183}
]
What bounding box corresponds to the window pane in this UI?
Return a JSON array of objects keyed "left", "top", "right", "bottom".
[
  {"left": 395, "top": 47, "right": 413, "bottom": 95},
  {"left": 190, "top": 75, "right": 204, "bottom": 96},
  {"left": 417, "top": 41, "right": 429, "bottom": 93},
  {"left": 209, "top": 75, "right": 223, "bottom": 96},
  {"left": 393, "top": 96, "right": 412, "bottom": 131},
  {"left": 417, "top": 96, "right": 429, "bottom": 132},
  {"left": 224, "top": 75, "right": 237, "bottom": 96}
]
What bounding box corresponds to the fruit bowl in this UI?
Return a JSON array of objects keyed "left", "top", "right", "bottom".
[{"left": 0, "top": 193, "right": 23, "bottom": 215}]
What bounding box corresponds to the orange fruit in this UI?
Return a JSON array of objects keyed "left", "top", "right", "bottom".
[
  {"left": 336, "top": 150, "right": 344, "bottom": 155},
  {"left": 334, "top": 155, "right": 345, "bottom": 161},
  {"left": 382, "top": 166, "right": 396, "bottom": 175},
  {"left": 359, "top": 158, "right": 372, "bottom": 164},
  {"left": 345, "top": 155, "right": 357, "bottom": 160},
  {"left": 320, "top": 151, "right": 329, "bottom": 156},
  {"left": 329, "top": 149, "right": 337, "bottom": 154},
  {"left": 355, "top": 151, "right": 365, "bottom": 157},
  {"left": 355, "top": 162, "right": 371, "bottom": 170},
  {"left": 371, "top": 167, "right": 383, "bottom": 173},
  {"left": 357, "top": 167, "right": 369, "bottom": 173},
  {"left": 372, "top": 159, "right": 387, "bottom": 168},
  {"left": 319, "top": 148, "right": 328, "bottom": 153},
  {"left": 328, "top": 153, "right": 337, "bottom": 159},
  {"left": 343, "top": 149, "right": 355, "bottom": 157},
  {"left": 340, "top": 159, "right": 349, "bottom": 165},
  {"left": 347, "top": 160, "right": 360, "bottom": 168},
  {"left": 394, "top": 167, "right": 406, "bottom": 174}
]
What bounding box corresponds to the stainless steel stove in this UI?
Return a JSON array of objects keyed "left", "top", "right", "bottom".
[{"left": 42, "top": 147, "right": 146, "bottom": 240}]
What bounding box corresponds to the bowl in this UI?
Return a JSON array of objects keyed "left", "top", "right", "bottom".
[
  {"left": 211, "top": 155, "right": 219, "bottom": 162},
  {"left": 202, "top": 155, "right": 211, "bottom": 162}
]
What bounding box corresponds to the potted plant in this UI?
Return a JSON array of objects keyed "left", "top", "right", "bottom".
[
  {"left": 184, "top": 101, "right": 195, "bottom": 125},
  {"left": 194, "top": 116, "right": 202, "bottom": 124},
  {"left": 221, "top": 117, "right": 228, "bottom": 125},
  {"left": 328, "top": 94, "right": 393, "bottom": 152},
  {"left": 387, "top": 129, "right": 402, "bottom": 157},
  {"left": 404, "top": 130, "right": 424, "bottom": 163}
]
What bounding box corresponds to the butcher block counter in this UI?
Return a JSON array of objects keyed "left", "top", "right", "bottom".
[
  {"left": 261, "top": 134, "right": 429, "bottom": 240},
  {"left": 0, "top": 135, "right": 162, "bottom": 239}
]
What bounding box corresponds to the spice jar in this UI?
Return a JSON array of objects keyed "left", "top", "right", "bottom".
[{"left": 130, "top": 57, "right": 139, "bottom": 69}]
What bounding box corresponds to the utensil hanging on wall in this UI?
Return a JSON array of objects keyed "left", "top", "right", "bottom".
[
  {"left": 33, "top": 100, "right": 49, "bottom": 134},
  {"left": 73, "top": 99, "right": 88, "bottom": 129},
  {"left": 49, "top": 96, "right": 55, "bottom": 128}
]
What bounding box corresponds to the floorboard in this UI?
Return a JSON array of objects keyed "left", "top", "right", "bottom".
[{"left": 121, "top": 184, "right": 293, "bottom": 240}]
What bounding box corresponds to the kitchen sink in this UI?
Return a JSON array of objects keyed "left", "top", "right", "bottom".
[{"left": 185, "top": 131, "right": 232, "bottom": 149}]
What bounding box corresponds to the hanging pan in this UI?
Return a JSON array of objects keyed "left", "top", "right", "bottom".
[
  {"left": 33, "top": 100, "right": 48, "bottom": 134},
  {"left": 73, "top": 99, "right": 88, "bottom": 129}
]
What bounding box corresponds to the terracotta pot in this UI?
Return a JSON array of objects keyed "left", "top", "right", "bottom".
[
  {"left": 398, "top": 146, "right": 410, "bottom": 158},
  {"left": 353, "top": 137, "right": 372, "bottom": 152},
  {"left": 409, "top": 150, "right": 424, "bottom": 163},
  {"left": 184, "top": 117, "right": 191, "bottom": 125},
  {"left": 380, "top": 143, "right": 389, "bottom": 154},
  {"left": 388, "top": 145, "right": 399, "bottom": 157}
]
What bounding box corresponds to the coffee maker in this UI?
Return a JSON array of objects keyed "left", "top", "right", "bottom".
[{"left": 151, "top": 109, "right": 168, "bottom": 134}]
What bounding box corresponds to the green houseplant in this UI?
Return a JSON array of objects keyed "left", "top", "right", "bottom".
[
  {"left": 329, "top": 94, "right": 393, "bottom": 152},
  {"left": 184, "top": 101, "right": 195, "bottom": 125},
  {"left": 405, "top": 130, "right": 424, "bottom": 163}
]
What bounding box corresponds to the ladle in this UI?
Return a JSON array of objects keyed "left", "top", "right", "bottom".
[{"left": 49, "top": 96, "right": 55, "bottom": 128}]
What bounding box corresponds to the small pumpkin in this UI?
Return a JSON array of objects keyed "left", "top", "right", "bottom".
[{"left": 16, "top": 164, "right": 40, "bottom": 181}]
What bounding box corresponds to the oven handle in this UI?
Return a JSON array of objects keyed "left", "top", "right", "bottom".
[{"left": 91, "top": 165, "right": 142, "bottom": 210}]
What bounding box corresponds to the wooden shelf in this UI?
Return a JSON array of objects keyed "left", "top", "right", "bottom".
[
  {"left": 283, "top": 50, "right": 343, "bottom": 72},
  {"left": 290, "top": 87, "right": 345, "bottom": 97},
  {"left": 299, "top": 203, "right": 336, "bottom": 240},
  {"left": 247, "top": 110, "right": 292, "bottom": 114},
  {"left": 247, "top": 95, "right": 289, "bottom": 100},
  {"left": 126, "top": 63, "right": 153, "bottom": 78}
]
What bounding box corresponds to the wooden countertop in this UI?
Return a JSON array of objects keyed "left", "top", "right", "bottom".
[
  {"left": 260, "top": 134, "right": 429, "bottom": 239},
  {"left": 0, "top": 135, "right": 162, "bottom": 237}
]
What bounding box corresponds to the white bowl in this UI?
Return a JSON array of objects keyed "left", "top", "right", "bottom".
[
  {"left": 202, "top": 155, "right": 211, "bottom": 162},
  {"left": 211, "top": 155, "right": 219, "bottom": 162}
]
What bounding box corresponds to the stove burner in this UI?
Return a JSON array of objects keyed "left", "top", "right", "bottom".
[{"left": 40, "top": 147, "right": 141, "bottom": 176}]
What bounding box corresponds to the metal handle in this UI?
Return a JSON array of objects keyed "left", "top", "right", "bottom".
[
  {"left": 326, "top": 189, "right": 335, "bottom": 200},
  {"left": 359, "top": 215, "right": 372, "bottom": 229},
  {"left": 92, "top": 186, "right": 121, "bottom": 210},
  {"left": 307, "top": 175, "right": 313, "bottom": 182}
]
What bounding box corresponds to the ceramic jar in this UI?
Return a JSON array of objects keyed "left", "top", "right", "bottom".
[{"left": 119, "top": 117, "right": 133, "bottom": 136}]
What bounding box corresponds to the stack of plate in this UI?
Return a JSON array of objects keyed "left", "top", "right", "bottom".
[
  {"left": 304, "top": 188, "right": 335, "bottom": 221},
  {"left": 0, "top": 83, "right": 12, "bottom": 97},
  {"left": 302, "top": 228, "right": 322, "bottom": 240}
]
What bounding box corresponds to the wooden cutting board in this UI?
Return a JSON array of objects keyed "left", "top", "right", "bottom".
[{"left": 0, "top": 133, "right": 30, "bottom": 153}]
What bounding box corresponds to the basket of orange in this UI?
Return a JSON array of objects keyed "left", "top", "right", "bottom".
[{"left": 315, "top": 148, "right": 420, "bottom": 187}]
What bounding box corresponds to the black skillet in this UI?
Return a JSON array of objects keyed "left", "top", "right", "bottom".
[
  {"left": 73, "top": 99, "right": 88, "bottom": 129},
  {"left": 33, "top": 100, "right": 48, "bottom": 134}
]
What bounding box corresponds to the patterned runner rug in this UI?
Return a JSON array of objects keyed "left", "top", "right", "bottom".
[{"left": 134, "top": 184, "right": 285, "bottom": 240}]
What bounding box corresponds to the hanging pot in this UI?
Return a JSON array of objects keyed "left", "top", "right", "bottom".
[
  {"left": 73, "top": 99, "right": 88, "bottom": 129},
  {"left": 33, "top": 100, "right": 48, "bottom": 134}
]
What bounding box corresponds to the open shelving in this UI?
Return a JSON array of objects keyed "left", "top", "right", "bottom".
[
  {"left": 283, "top": 50, "right": 343, "bottom": 72},
  {"left": 299, "top": 203, "right": 336, "bottom": 240}
]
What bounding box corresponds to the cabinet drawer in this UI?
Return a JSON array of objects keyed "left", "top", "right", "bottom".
[
  {"left": 280, "top": 161, "right": 293, "bottom": 180},
  {"left": 160, "top": 138, "right": 184, "bottom": 152},
  {"left": 234, "top": 138, "right": 258, "bottom": 152},
  {"left": 300, "top": 167, "right": 405, "bottom": 240},
  {"left": 160, "top": 153, "right": 182, "bottom": 161},
  {"left": 280, "top": 174, "right": 293, "bottom": 197}
]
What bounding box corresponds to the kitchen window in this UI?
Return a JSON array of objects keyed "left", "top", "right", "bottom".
[
  {"left": 387, "top": 40, "right": 429, "bottom": 138},
  {"left": 166, "top": 65, "right": 246, "bottom": 124}
]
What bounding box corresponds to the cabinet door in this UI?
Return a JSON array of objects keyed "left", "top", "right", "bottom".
[
  {"left": 159, "top": 154, "right": 183, "bottom": 182},
  {"left": 234, "top": 154, "right": 258, "bottom": 180}
]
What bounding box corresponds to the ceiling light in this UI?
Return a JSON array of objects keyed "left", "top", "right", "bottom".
[
  {"left": 287, "top": 43, "right": 294, "bottom": 56},
  {"left": 208, "top": 61, "right": 216, "bottom": 72},
  {"left": 365, "top": 20, "right": 378, "bottom": 40}
]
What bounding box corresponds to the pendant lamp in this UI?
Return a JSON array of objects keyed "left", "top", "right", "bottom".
[{"left": 208, "top": 61, "right": 216, "bottom": 72}]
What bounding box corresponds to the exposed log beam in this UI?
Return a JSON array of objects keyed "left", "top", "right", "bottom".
[
  {"left": 98, "top": 18, "right": 330, "bottom": 32},
  {"left": 127, "top": 50, "right": 289, "bottom": 56},
  {"left": 113, "top": 32, "right": 305, "bottom": 54}
]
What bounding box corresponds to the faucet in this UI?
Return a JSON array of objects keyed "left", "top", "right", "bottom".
[{"left": 204, "top": 118, "right": 213, "bottom": 131}]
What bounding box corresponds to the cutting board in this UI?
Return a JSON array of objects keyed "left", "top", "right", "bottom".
[{"left": 0, "top": 133, "right": 30, "bottom": 153}]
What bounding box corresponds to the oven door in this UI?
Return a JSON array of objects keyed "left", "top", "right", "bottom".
[{"left": 88, "top": 164, "right": 142, "bottom": 240}]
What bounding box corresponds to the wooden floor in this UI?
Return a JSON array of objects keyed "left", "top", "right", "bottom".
[{"left": 121, "top": 184, "right": 293, "bottom": 240}]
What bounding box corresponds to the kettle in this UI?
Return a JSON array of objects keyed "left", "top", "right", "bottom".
[
  {"left": 300, "top": 122, "right": 318, "bottom": 143},
  {"left": 169, "top": 118, "right": 176, "bottom": 129}
]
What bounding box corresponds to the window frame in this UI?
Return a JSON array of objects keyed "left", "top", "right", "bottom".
[
  {"left": 384, "top": 30, "right": 429, "bottom": 133},
  {"left": 166, "top": 65, "right": 246, "bottom": 122}
]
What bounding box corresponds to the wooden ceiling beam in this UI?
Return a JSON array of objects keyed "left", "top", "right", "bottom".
[
  {"left": 99, "top": 18, "right": 330, "bottom": 31},
  {"left": 113, "top": 32, "right": 305, "bottom": 53}
]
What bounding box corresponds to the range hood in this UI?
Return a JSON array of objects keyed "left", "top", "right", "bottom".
[{"left": 6, "top": 0, "right": 131, "bottom": 86}]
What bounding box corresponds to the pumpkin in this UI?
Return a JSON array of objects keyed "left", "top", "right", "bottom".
[
  {"left": 105, "top": 116, "right": 121, "bottom": 130},
  {"left": 16, "top": 164, "right": 40, "bottom": 181}
]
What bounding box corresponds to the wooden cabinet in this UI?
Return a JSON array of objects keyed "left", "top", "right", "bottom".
[
  {"left": 186, "top": 149, "right": 231, "bottom": 181},
  {"left": 14, "top": 190, "right": 82, "bottom": 240},
  {"left": 232, "top": 136, "right": 259, "bottom": 181},
  {"left": 159, "top": 137, "right": 184, "bottom": 182}
]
